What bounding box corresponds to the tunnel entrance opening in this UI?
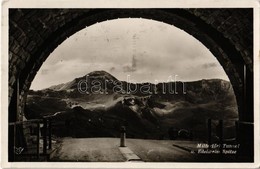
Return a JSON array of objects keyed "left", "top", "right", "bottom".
[{"left": 8, "top": 9, "right": 253, "bottom": 162}]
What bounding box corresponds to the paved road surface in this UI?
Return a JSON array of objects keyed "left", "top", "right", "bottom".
[
  {"left": 51, "top": 138, "right": 125, "bottom": 162},
  {"left": 126, "top": 139, "right": 195, "bottom": 162},
  {"left": 50, "top": 138, "right": 196, "bottom": 162}
]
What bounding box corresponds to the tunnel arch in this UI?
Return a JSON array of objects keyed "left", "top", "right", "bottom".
[
  {"left": 9, "top": 8, "right": 253, "bottom": 124},
  {"left": 8, "top": 8, "right": 254, "bottom": 162}
]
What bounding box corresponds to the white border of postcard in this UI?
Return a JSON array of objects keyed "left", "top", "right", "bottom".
[{"left": 1, "top": 0, "right": 260, "bottom": 168}]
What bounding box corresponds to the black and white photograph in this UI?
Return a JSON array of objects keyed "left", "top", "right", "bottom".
[{"left": 1, "top": 0, "right": 259, "bottom": 168}]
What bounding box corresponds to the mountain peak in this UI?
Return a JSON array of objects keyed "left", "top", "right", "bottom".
[
  {"left": 87, "top": 70, "right": 112, "bottom": 76},
  {"left": 85, "top": 70, "right": 118, "bottom": 82},
  {"left": 47, "top": 70, "right": 118, "bottom": 91}
]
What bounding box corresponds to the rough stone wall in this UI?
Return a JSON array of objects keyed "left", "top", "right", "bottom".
[
  {"left": 9, "top": 9, "right": 86, "bottom": 100},
  {"left": 188, "top": 9, "right": 253, "bottom": 70},
  {"left": 8, "top": 9, "right": 253, "bottom": 121}
]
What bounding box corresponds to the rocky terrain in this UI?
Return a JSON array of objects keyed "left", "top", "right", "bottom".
[{"left": 26, "top": 71, "right": 238, "bottom": 141}]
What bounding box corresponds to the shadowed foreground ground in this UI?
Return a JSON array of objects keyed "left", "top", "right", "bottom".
[
  {"left": 51, "top": 138, "right": 125, "bottom": 162},
  {"left": 50, "top": 138, "right": 199, "bottom": 162}
]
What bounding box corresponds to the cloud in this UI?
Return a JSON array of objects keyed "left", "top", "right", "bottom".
[
  {"left": 110, "top": 67, "right": 116, "bottom": 72},
  {"left": 123, "top": 65, "right": 137, "bottom": 72},
  {"left": 132, "top": 56, "right": 137, "bottom": 68},
  {"left": 122, "top": 55, "right": 138, "bottom": 72},
  {"left": 40, "top": 69, "right": 49, "bottom": 75},
  {"left": 202, "top": 63, "right": 218, "bottom": 69}
]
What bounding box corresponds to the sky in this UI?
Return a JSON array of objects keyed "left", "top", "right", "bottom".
[{"left": 30, "top": 18, "right": 229, "bottom": 90}]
